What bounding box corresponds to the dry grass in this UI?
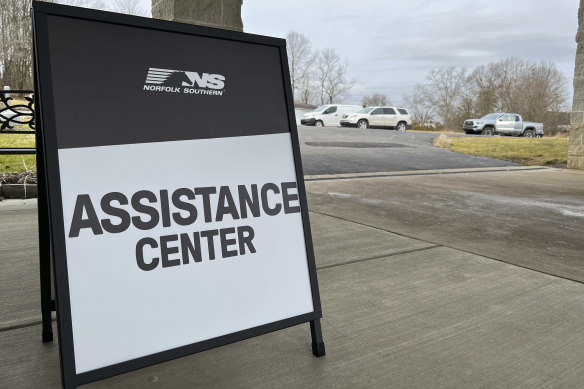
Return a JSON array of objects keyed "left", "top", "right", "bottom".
[
  {"left": 7, "top": 98, "right": 29, "bottom": 106},
  {"left": 410, "top": 129, "right": 461, "bottom": 134},
  {"left": 551, "top": 132, "right": 570, "bottom": 139},
  {"left": 433, "top": 134, "right": 452, "bottom": 148},
  {"left": 433, "top": 134, "right": 569, "bottom": 167}
]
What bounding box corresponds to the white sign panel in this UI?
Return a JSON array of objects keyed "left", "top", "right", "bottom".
[{"left": 59, "top": 134, "right": 314, "bottom": 373}]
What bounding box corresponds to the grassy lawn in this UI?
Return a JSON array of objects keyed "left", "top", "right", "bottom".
[
  {"left": 433, "top": 134, "right": 569, "bottom": 167},
  {"left": 9, "top": 98, "right": 30, "bottom": 106},
  {"left": 0, "top": 134, "right": 36, "bottom": 173}
]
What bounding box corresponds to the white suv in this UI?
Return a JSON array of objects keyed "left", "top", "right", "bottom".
[{"left": 340, "top": 106, "right": 412, "bottom": 131}]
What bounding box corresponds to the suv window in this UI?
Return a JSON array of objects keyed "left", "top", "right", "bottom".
[
  {"left": 398, "top": 108, "right": 408, "bottom": 115},
  {"left": 515, "top": 115, "right": 520, "bottom": 122},
  {"left": 371, "top": 108, "right": 383, "bottom": 115},
  {"left": 383, "top": 108, "right": 396, "bottom": 115},
  {"left": 323, "top": 106, "right": 337, "bottom": 114}
]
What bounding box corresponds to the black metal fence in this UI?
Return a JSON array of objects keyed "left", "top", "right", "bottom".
[{"left": 0, "top": 89, "right": 36, "bottom": 155}]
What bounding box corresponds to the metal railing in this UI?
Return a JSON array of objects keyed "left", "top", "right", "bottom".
[{"left": 0, "top": 89, "right": 36, "bottom": 155}]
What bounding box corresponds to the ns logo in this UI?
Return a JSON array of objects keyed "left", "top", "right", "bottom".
[{"left": 145, "top": 68, "right": 225, "bottom": 89}]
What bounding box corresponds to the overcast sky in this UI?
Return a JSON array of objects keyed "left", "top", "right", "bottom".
[{"left": 111, "top": 0, "right": 578, "bottom": 106}]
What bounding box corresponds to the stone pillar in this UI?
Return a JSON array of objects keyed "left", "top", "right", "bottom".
[
  {"left": 152, "top": 0, "right": 243, "bottom": 32},
  {"left": 569, "top": 1, "right": 584, "bottom": 169}
]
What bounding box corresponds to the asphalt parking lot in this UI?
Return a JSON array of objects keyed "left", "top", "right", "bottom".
[{"left": 297, "top": 126, "right": 513, "bottom": 175}]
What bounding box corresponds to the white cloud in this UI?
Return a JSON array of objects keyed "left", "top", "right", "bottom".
[{"left": 242, "top": 0, "right": 577, "bottom": 105}]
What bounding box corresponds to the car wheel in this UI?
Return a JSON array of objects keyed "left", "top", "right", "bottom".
[
  {"left": 481, "top": 127, "right": 494, "bottom": 136},
  {"left": 358, "top": 120, "right": 368, "bottom": 129},
  {"left": 523, "top": 129, "right": 534, "bottom": 138},
  {"left": 397, "top": 122, "right": 407, "bottom": 132},
  {"left": 315, "top": 120, "right": 324, "bottom": 127}
]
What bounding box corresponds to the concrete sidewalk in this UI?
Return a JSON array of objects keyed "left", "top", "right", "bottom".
[
  {"left": 2, "top": 168, "right": 584, "bottom": 388},
  {"left": 306, "top": 167, "right": 584, "bottom": 282}
]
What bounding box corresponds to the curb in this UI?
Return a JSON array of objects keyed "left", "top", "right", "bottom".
[
  {"left": 304, "top": 166, "right": 553, "bottom": 182},
  {"left": 0, "top": 184, "right": 38, "bottom": 199}
]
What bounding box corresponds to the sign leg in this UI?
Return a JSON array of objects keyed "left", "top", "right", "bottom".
[
  {"left": 34, "top": 52, "right": 53, "bottom": 342},
  {"left": 310, "top": 319, "right": 325, "bottom": 357},
  {"left": 37, "top": 135, "right": 54, "bottom": 343},
  {"left": 38, "top": 143, "right": 53, "bottom": 342}
]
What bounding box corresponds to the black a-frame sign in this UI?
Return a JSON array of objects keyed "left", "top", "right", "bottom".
[{"left": 32, "top": 2, "right": 325, "bottom": 387}]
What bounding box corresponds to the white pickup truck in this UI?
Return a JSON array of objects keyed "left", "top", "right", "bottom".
[{"left": 463, "top": 113, "right": 544, "bottom": 137}]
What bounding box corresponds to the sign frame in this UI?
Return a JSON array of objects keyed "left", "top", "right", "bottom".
[{"left": 31, "top": 2, "right": 325, "bottom": 388}]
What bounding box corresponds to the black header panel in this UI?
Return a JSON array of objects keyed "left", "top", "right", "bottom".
[{"left": 46, "top": 15, "right": 290, "bottom": 149}]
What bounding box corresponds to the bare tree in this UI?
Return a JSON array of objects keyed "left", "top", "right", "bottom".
[
  {"left": 516, "top": 61, "right": 568, "bottom": 121},
  {"left": 287, "top": 32, "right": 360, "bottom": 105},
  {"left": 111, "top": 0, "right": 146, "bottom": 15},
  {"left": 0, "top": 0, "right": 34, "bottom": 89},
  {"left": 491, "top": 57, "right": 529, "bottom": 113},
  {"left": 424, "top": 67, "right": 467, "bottom": 129},
  {"left": 362, "top": 93, "right": 389, "bottom": 107},
  {"left": 59, "top": 0, "right": 106, "bottom": 9},
  {"left": 297, "top": 72, "right": 314, "bottom": 105},
  {"left": 453, "top": 81, "right": 477, "bottom": 127},
  {"left": 286, "top": 31, "right": 316, "bottom": 104},
  {"left": 402, "top": 84, "right": 435, "bottom": 126},
  {"left": 315, "top": 48, "right": 354, "bottom": 104},
  {"left": 467, "top": 64, "right": 499, "bottom": 116},
  {"left": 0, "top": 0, "right": 107, "bottom": 89}
]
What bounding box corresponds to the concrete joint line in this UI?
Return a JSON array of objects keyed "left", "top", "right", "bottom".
[
  {"left": 0, "top": 317, "right": 56, "bottom": 333},
  {"left": 310, "top": 210, "right": 584, "bottom": 285},
  {"left": 310, "top": 210, "right": 436, "bottom": 245},
  {"left": 317, "top": 245, "right": 441, "bottom": 270}
]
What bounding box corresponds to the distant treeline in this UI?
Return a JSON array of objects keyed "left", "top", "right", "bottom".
[{"left": 403, "top": 57, "right": 570, "bottom": 132}]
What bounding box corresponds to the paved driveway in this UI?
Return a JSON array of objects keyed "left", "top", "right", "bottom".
[{"left": 298, "top": 126, "right": 514, "bottom": 175}]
